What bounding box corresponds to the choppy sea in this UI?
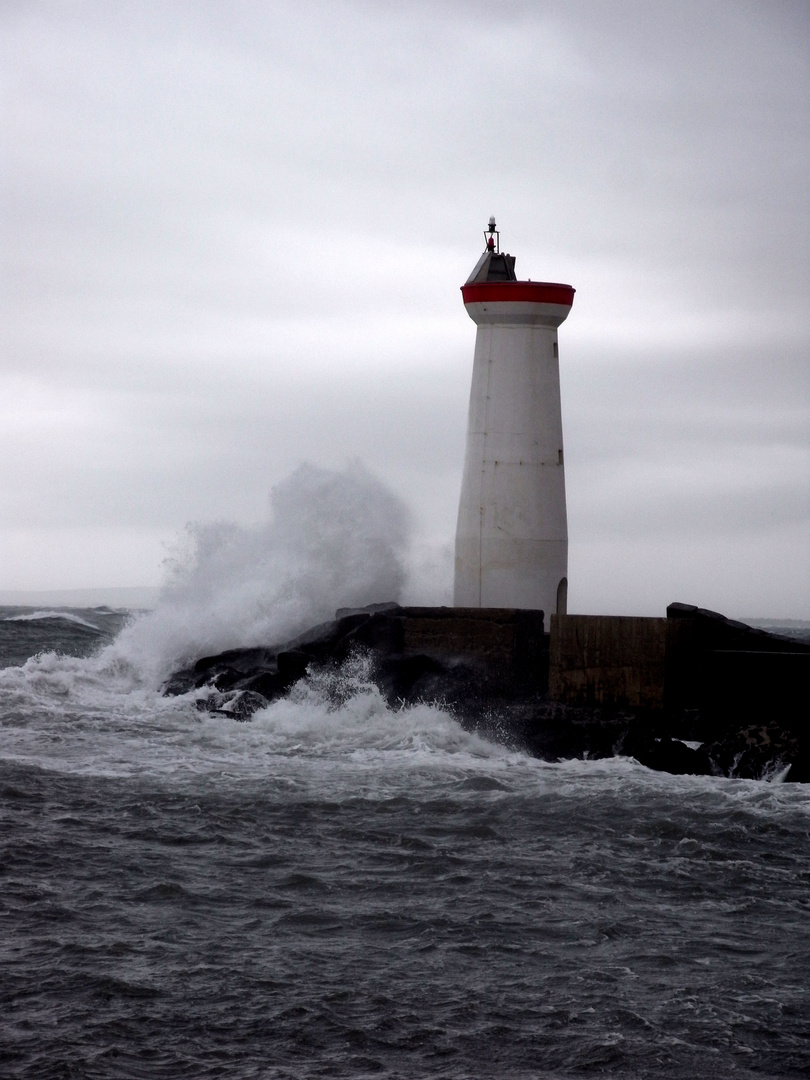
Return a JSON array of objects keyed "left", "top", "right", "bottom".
[{"left": 1, "top": 605, "right": 809, "bottom": 1079}]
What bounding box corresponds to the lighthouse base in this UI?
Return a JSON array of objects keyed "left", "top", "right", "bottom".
[{"left": 454, "top": 536, "right": 567, "bottom": 614}]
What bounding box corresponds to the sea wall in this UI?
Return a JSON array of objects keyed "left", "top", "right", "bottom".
[
  {"left": 548, "top": 604, "right": 810, "bottom": 725},
  {"left": 548, "top": 615, "right": 667, "bottom": 709},
  {"left": 397, "top": 606, "right": 546, "bottom": 686},
  {"left": 164, "top": 601, "right": 810, "bottom": 781},
  {"left": 664, "top": 603, "right": 810, "bottom": 738}
]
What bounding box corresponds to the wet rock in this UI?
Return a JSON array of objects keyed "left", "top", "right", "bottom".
[
  {"left": 165, "top": 648, "right": 279, "bottom": 697},
  {"left": 279, "top": 618, "right": 355, "bottom": 657},
  {"left": 240, "top": 670, "right": 288, "bottom": 700},
  {"left": 375, "top": 653, "right": 455, "bottom": 704},
  {"left": 276, "top": 650, "right": 312, "bottom": 683},
  {"left": 163, "top": 668, "right": 200, "bottom": 697},
  {"left": 347, "top": 612, "right": 406, "bottom": 655},
  {"left": 224, "top": 690, "right": 272, "bottom": 721},
  {"left": 628, "top": 735, "right": 712, "bottom": 777},
  {"left": 704, "top": 723, "right": 802, "bottom": 781},
  {"left": 522, "top": 705, "right": 650, "bottom": 764},
  {"left": 195, "top": 647, "right": 277, "bottom": 677},
  {"left": 784, "top": 744, "right": 810, "bottom": 784},
  {"left": 193, "top": 688, "right": 272, "bottom": 721}
]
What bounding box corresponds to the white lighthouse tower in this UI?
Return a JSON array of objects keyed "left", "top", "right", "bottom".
[{"left": 454, "top": 218, "right": 575, "bottom": 617}]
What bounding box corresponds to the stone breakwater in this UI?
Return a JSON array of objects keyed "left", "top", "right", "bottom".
[{"left": 164, "top": 603, "right": 810, "bottom": 782}]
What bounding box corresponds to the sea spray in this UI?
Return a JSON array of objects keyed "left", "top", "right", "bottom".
[{"left": 106, "top": 461, "right": 412, "bottom": 686}]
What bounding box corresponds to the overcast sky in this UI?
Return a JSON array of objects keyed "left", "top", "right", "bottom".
[{"left": 3, "top": 0, "right": 809, "bottom": 617}]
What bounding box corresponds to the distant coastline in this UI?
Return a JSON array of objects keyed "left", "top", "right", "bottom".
[
  {"left": 0, "top": 586, "right": 807, "bottom": 626},
  {"left": 0, "top": 586, "right": 160, "bottom": 609},
  {"left": 744, "top": 617, "right": 810, "bottom": 629}
]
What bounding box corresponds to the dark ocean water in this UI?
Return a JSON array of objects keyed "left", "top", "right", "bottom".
[{"left": 1, "top": 608, "right": 809, "bottom": 1079}]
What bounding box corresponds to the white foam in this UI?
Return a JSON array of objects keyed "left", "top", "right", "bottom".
[
  {"left": 246, "top": 651, "right": 508, "bottom": 761},
  {"left": 4, "top": 646, "right": 810, "bottom": 815},
  {"left": 0, "top": 650, "right": 525, "bottom": 793}
]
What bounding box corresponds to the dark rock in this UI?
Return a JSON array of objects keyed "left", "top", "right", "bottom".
[
  {"left": 347, "top": 612, "right": 405, "bottom": 655},
  {"left": 198, "top": 688, "right": 270, "bottom": 721},
  {"left": 163, "top": 668, "right": 200, "bottom": 697},
  {"left": 165, "top": 647, "right": 280, "bottom": 697},
  {"left": 273, "top": 611, "right": 407, "bottom": 667},
  {"left": 785, "top": 745, "right": 810, "bottom": 783},
  {"left": 525, "top": 704, "right": 646, "bottom": 763},
  {"left": 225, "top": 690, "right": 272, "bottom": 721},
  {"left": 276, "top": 650, "right": 312, "bottom": 683},
  {"left": 211, "top": 666, "right": 246, "bottom": 691},
  {"left": 240, "top": 671, "right": 288, "bottom": 701},
  {"left": 375, "top": 653, "right": 453, "bottom": 703},
  {"left": 627, "top": 735, "right": 712, "bottom": 776},
  {"left": 194, "top": 647, "right": 277, "bottom": 676},
  {"left": 704, "top": 723, "right": 800, "bottom": 781},
  {"left": 278, "top": 618, "right": 352, "bottom": 656},
  {"left": 522, "top": 702, "right": 601, "bottom": 761}
]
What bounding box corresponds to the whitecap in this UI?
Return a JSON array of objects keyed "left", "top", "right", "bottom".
[{"left": 3, "top": 610, "right": 102, "bottom": 631}]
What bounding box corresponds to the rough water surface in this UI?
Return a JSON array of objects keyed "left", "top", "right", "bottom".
[{"left": 1, "top": 610, "right": 809, "bottom": 1079}]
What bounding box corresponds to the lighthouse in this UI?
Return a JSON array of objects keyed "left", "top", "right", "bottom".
[{"left": 454, "top": 218, "right": 575, "bottom": 617}]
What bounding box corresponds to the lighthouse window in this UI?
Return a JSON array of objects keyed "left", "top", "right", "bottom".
[{"left": 553, "top": 342, "right": 558, "bottom": 358}]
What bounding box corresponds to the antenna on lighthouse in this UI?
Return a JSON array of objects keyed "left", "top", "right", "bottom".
[{"left": 484, "top": 216, "right": 499, "bottom": 253}]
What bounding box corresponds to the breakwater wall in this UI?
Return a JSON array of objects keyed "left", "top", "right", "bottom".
[
  {"left": 165, "top": 602, "right": 810, "bottom": 781},
  {"left": 550, "top": 604, "right": 810, "bottom": 740}
]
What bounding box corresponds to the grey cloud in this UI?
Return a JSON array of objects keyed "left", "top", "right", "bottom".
[{"left": 2, "top": 0, "right": 808, "bottom": 613}]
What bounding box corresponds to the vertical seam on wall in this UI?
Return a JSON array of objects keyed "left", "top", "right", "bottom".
[{"left": 477, "top": 328, "right": 494, "bottom": 607}]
